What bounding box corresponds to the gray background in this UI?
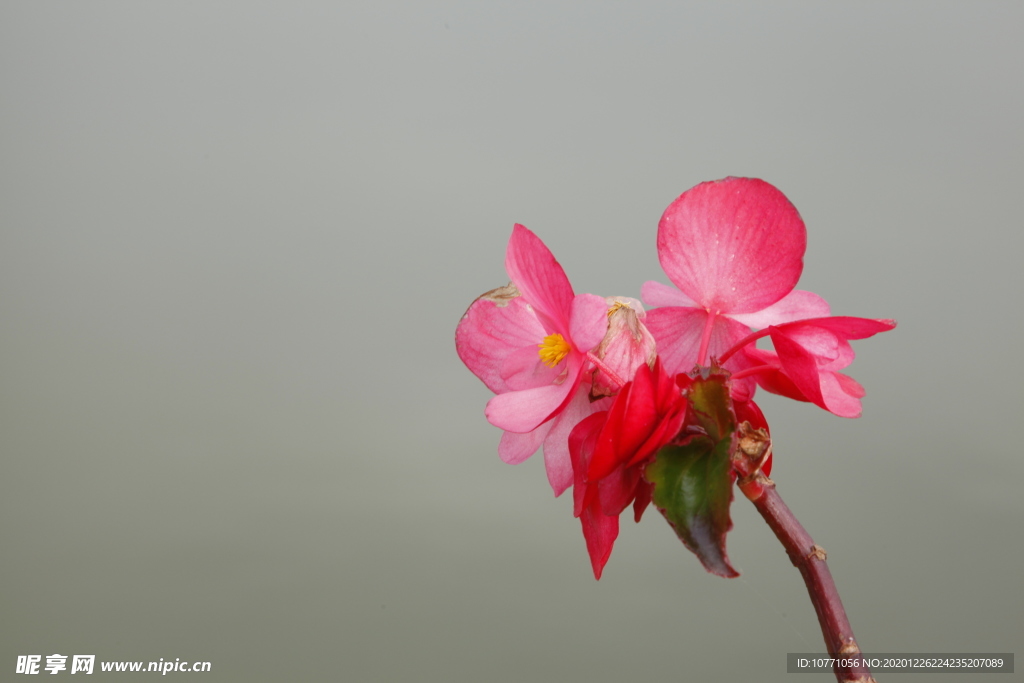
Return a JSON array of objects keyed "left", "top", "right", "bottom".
[{"left": 2, "top": 2, "right": 1022, "bottom": 681}]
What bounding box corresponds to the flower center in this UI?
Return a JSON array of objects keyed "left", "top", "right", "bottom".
[{"left": 538, "top": 333, "right": 571, "bottom": 367}]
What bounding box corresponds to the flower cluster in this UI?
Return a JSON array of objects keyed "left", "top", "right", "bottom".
[{"left": 455, "top": 177, "right": 894, "bottom": 579}]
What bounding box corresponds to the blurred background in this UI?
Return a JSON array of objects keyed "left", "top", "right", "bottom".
[{"left": 2, "top": 2, "right": 1021, "bottom": 681}]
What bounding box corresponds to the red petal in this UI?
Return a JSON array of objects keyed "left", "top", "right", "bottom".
[
  {"left": 580, "top": 500, "right": 619, "bottom": 580},
  {"left": 589, "top": 381, "right": 632, "bottom": 481},
  {"left": 782, "top": 316, "right": 897, "bottom": 340},
  {"left": 769, "top": 327, "right": 826, "bottom": 408},
  {"left": 569, "top": 412, "right": 607, "bottom": 517},
  {"left": 617, "top": 362, "right": 659, "bottom": 454},
  {"left": 632, "top": 481, "right": 653, "bottom": 522},
  {"left": 597, "top": 462, "right": 642, "bottom": 517}
]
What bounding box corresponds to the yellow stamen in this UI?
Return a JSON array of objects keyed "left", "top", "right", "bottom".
[
  {"left": 607, "top": 301, "right": 630, "bottom": 316},
  {"left": 538, "top": 333, "right": 571, "bottom": 367}
]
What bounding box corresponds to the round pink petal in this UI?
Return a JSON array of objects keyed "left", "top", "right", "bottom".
[
  {"left": 455, "top": 289, "right": 546, "bottom": 394},
  {"left": 657, "top": 177, "right": 806, "bottom": 314}
]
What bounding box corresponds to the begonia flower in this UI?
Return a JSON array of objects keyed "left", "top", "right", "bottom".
[
  {"left": 454, "top": 176, "right": 896, "bottom": 589},
  {"left": 722, "top": 316, "right": 897, "bottom": 418},
  {"left": 455, "top": 224, "right": 609, "bottom": 494},
  {"left": 642, "top": 178, "right": 830, "bottom": 390}
]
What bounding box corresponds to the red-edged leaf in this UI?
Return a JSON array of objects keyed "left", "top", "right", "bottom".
[
  {"left": 646, "top": 437, "right": 738, "bottom": 577},
  {"left": 645, "top": 373, "right": 739, "bottom": 577}
]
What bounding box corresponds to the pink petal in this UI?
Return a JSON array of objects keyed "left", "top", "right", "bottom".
[
  {"left": 499, "top": 344, "right": 563, "bottom": 391},
  {"left": 819, "top": 371, "right": 863, "bottom": 418},
  {"left": 455, "top": 287, "right": 546, "bottom": 394},
  {"left": 729, "top": 290, "right": 831, "bottom": 328},
  {"left": 642, "top": 307, "right": 707, "bottom": 375},
  {"left": 484, "top": 358, "right": 578, "bottom": 433},
  {"left": 657, "top": 177, "right": 806, "bottom": 314},
  {"left": 836, "top": 372, "right": 865, "bottom": 398},
  {"left": 641, "top": 280, "right": 697, "bottom": 308},
  {"left": 644, "top": 307, "right": 754, "bottom": 376},
  {"left": 780, "top": 326, "right": 842, "bottom": 365},
  {"left": 505, "top": 224, "right": 574, "bottom": 332},
  {"left": 498, "top": 424, "right": 550, "bottom": 465},
  {"left": 543, "top": 388, "right": 611, "bottom": 497},
  {"left": 569, "top": 293, "right": 612, "bottom": 353}
]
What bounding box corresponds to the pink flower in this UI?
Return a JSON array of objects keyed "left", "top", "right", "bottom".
[
  {"left": 727, "top": 317, "right": 897, "bottom": 418},
  {"left": 589, "top": 297, "right": 657, "bottom": 399},
  {"left": 456, "top": 176, "right": 896, "bottom": 582},
  {"left": 455, "top": 224, "right": 609, "bottom": 494},
  {"left": 642, "top": 178, "right": 830, "bottom": 394}
]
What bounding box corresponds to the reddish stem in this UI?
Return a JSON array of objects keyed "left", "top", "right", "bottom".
[{"left": 737, "top": 472, "right": 877, "bottom": 683}]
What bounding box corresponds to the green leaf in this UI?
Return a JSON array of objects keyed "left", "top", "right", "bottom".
[
  {"left": 647, "top": 439, "right": 738, "bottom": 577},
  {"left": 646, "top": 372, "right": 738, "bottom": 577}
]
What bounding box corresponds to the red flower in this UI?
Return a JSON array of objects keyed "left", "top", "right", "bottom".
[{"left": 567, "top": 359, "right": 687, "bottom": 578}]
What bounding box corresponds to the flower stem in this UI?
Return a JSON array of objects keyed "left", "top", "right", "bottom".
[
  {"left": 696, "top": 311, "right": 718, "bottom": 366},
  {"left": 737, "top": 472, "right": 877, "bottom": 683}
]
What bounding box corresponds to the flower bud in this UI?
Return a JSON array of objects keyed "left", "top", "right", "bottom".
[{"left": 590, "top": 297, "right": 657, "bottom": 398}]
